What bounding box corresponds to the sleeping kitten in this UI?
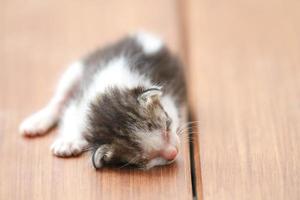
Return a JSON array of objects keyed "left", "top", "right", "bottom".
[{"left": 19, "top": 32, "right": 187, "bottom": 170}]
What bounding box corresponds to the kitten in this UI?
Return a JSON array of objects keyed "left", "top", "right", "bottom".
[{"left": 19, "top": 32, "right": 187, "bottom": 170}]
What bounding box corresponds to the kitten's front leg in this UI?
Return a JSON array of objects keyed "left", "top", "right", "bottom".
[
  {"left": 51, "top": 103, "right": 88, "bottom": 157},
  {"left": 19, "top": 61, "right": 84, "bottom": 136}
]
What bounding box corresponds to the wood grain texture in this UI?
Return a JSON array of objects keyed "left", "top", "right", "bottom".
[
  {"left": 0, "top": 1, "right": 193, "bottom": 200},
  {"left": 184, "top": 0, "right": 300, "bottom": 199}
]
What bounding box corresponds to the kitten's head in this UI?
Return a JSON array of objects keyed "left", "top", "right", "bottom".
[{"left": 85, "top": 86, "right": 180, "bottom": 170}]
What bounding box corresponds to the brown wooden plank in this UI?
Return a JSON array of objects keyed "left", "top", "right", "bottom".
[
  {"left": 184, "top": 0, "right": 300, "bottom": 199},
  {"left": 0, "top": 1, "right": 193, "bottom": 199}
]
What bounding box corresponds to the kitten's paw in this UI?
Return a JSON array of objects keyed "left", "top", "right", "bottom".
[
  {"left": 19, "top": 109, "right": 57, "bottom": 136},
  {"left": 51, "top": 138, "right": 88, "bottom": 157}
]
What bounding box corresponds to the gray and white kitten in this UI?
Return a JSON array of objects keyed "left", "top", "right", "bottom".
[{"left": 19, "top": 32, "right": 187, "bottom": 170}]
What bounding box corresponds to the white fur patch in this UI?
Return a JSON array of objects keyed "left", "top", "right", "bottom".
[
  {"left": 51, "top": 102, "right": 88, "bottom": 157},
  {"left": 134, "top": 32, "right": 163, "bottom": 55},
  {"left": 85, "top": 56, "right": 152, "bottom": 101},
  {"left": 52, "top": 61, "right": 83, "bottom": 105},
  {"left": 137, "top": 129, "right": 165, "bottom": 153},
  {"left": 50, "top": 138, "right": 88, "bottom": 157}
]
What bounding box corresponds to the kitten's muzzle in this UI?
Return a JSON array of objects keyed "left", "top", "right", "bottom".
[{"left": 160, "top": 145, "right": 178, "bottom": 161}]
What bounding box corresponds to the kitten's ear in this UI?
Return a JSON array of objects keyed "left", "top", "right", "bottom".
[
  {"left": 92, "top": 145, "right": 112, "bottom": 169},
  {"left": 137, "top": 87, "right": 162, "bottom": 106}
]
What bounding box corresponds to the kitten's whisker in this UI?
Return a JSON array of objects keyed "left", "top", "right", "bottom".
[
  {"left": 179, "top": 132, "right": 201, "bottom": 136},
  {"left": 179, "top": 124, "right": 201, "bottom": 130},
  {"left": 177, "top": 127, "right": 200, "bottom": 136},
  {"left": 119, "top": 157, "right": 138, "bottom": 169},
  {"left": 177, "top": 122, "right": 201, "bottom": 134},
  {"left": 177, "top": 126, "right": 199, "bottom": 134},
  {"left": 180, "top": 136, "right": 196, "bottom": 144},
  {"left": 179, "top": 124, "right": 201, "bottom": 129},
  {"left": 177, "top": 121, "right": 201, "bottom": 131},
  {"left": 83, "top": 146, "right": 95, "bottom": 152}
]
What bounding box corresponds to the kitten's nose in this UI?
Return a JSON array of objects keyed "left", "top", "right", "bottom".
[{"left": 161, "top": 146, "right": 178, "bottom": 161}]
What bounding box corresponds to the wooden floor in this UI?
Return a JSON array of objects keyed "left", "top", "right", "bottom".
[
  {"left": 0, "top": 0, "right": 299, "bottom": 200},
  {"left": 184, "top": 0, "right": 300, "bottom": 199}
]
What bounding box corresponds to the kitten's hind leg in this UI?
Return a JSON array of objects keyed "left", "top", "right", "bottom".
[
  {"left": 19, "top": 61, "right": 84, "bottom": 136},
  {"left": 51, "top": 103, "right": 88, "bottom": 157}
]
